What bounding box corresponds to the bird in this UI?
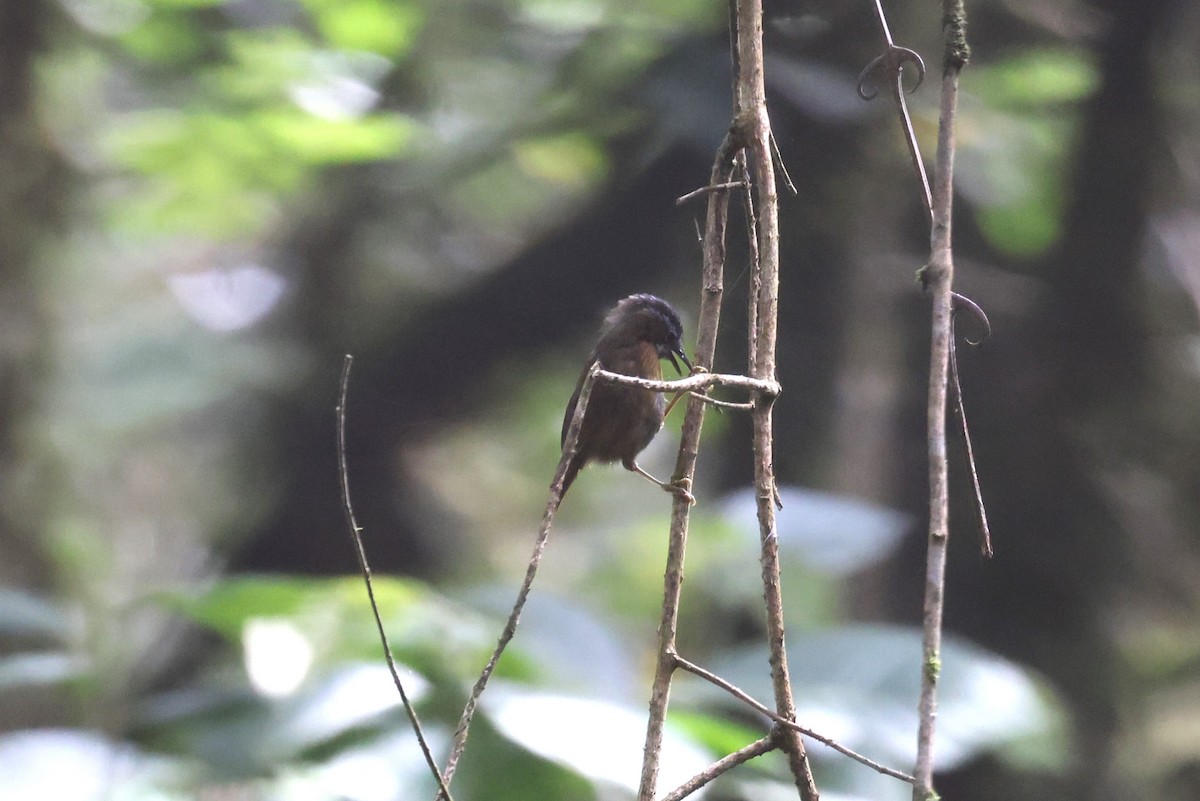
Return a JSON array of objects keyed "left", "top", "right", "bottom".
[{"left": 559, "top": 294, "right": 696, "bottom": 503}]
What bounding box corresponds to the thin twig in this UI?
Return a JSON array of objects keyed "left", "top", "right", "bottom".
[
  {"left": 769, "top": 130, "right": 797, "bottom": 195},
  {"left": 674, "top": 655, "right": 916, "bottom": 783},
  {"left": 664, "top": 389, "right": 753, "bottom": 420},
  {"left": 859, "top": 0, "right": 932, "bottom": 216},
  {"left": 437, "top": 363, "right": 602, "bottom": 798},
  {"left": 676, "top": 181, "right": 742, "bottom": 205},
  {"left": 951, "top": 291, "right": 991, "bottom": 345},
  {"left": 689, "top": 392, "right": 755, "bottom": 411},
  {"left": 913, "top": 2, "right": 969, "bottom": 798},
  {"left": 950, "top": 334, "right": 992, "bottom": 557},
  {"left": 738, "top": 154, "right": 761, "bottom": 374},
  {"left": 660, "top": 735, "right": 777, "bottom": 801},
  {"left": 336, "top": 355, "right": 455, "bottom": 801},
  {"left": 595, "top": 367, "right": 779, "bottom": 398}
]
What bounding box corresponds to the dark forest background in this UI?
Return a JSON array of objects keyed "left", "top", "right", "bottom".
[{"left": 2, "top": 1, "right": 1199, "bottom": 800}]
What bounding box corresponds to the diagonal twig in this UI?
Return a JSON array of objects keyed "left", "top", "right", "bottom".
[
  {"left": 437, "top": 363, "right": 603, "bottom": 798},
  {"left": 660, "top": 735, "right": 777, "bottom": 801},
  {"left": 950, "top": 331, "right": 992, "bottom": 557},
  {"left": 674, "top": 654, "right": 916, "bottom": 783},
  {"left": 858, "top": 0, "right": 932, "bottom": 217},
  {"left": 677, "top": 181, "right": 743, "bottom": 205},
  {"left": 336, "top": 355, "right": 455, "bottom": 801}
]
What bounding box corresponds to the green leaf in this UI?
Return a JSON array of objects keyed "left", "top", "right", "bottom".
[
  {"left": 162, "top": 575, "right": 500, "bottom": 680},
  {"left": 256, "top": 110, "right": 417, "bottom": 163},
  {"left": 977, "top": 188, "right": 1064, "bottom": 258},
  {"left": 304, "top": 0, "right": 425, "bottom": 55},
  {"left": 669, "top": 709, "right": 766, "bottom": 757},
  {"left": 969, "top": 49, "right": 1099, "bottom": 107},
  {"left": 120, "top": 9, "right": 208, "bottom": 64},
  {"left": 512, "top": 132, "right": 607, "bottom": 188}
]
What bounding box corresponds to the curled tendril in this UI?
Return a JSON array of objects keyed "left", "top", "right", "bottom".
[
  {"left": 856, "top": 45, "right": 927, "bottom": 100},
  {"left": 951, "top": 291, "right": 991, "bottom": 346}
]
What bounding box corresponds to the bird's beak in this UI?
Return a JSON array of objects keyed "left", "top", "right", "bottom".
[{"left": 668, "top": 347, "right": 693, "bottom": 375}]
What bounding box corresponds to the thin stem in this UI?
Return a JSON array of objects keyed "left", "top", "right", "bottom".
[
  {"left": 861, "top": 0, "right": 933, "bottom": 217},
  {"left": 660, "top": 736, "right": 777, "bottom": 801},
  {"left": 674, "top": 655, "right": 916, "bottom": 783},
  {"left": 438, "top": 363, "right": 602, "bottom": 798},
  {"left": 738, "top": 154, "right": 761, "bottom": 373},
  {"left": 950, "top": 334, "right": 992, "bottom": 557},
  {"left": 676, "top": 181, "right": 742, "bottom": 205},
  {"left": 864, "top": 0, "right": 991, "bottom": 556},
  {"left": 336, "top": 356, "right": 455, "bottom": 801}
]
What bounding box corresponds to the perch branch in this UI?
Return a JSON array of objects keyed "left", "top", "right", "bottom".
[{"left": 594, "top": 367, "right": 779, "bottom": 398}]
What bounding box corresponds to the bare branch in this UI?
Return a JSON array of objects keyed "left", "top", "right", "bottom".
[
  {"left": 673, "top": 655, "right": 916, "bottom": 784},
  {"left": 336, "top": 355, "right": 455, "bottom": 801},
  {"left": 437, "top": 363, "right": 602, "bottom": 798},
  {"left": 733, "top": 0, "right": 819, "bottom": 796},
  {"left": 914, "top": 1, "right": 970, "bottom": 797},
  {"left": 660, "top": 735, "right": 777, "bottom": 801},
  {"left": 594, "top": 367, "right": 779, "bottom": 398}
]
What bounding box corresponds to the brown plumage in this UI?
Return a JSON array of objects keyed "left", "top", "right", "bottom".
[{"left": 559, "top": 294, "right": 694, "bottom": 502}]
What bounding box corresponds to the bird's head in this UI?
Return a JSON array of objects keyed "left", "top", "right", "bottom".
[{"left": 604, "top": 293, "right": 693, "bottom": 375}]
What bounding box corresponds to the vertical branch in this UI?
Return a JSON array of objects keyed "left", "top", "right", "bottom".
[
  {"left": 636, "top": 133, "right": 736, "bottom": 801},
  {"left": 913, "top": 3, "right": 969, "bottom": 799},
  {"left": 734, "top": 1, "right": 819, "bottom": 799}
]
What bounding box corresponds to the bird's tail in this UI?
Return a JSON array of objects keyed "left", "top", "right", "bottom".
[{"left": 559, "top": 454, "right": 584, "bottom": 500}]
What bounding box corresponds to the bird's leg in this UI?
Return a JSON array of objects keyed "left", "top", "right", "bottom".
[{"left": 624, "top": 459, "right": 697, "bottom": 505}]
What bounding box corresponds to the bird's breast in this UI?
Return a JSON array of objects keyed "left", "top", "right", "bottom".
[{"left": 577, "top": 341, "right": 666, "bottom": 463}]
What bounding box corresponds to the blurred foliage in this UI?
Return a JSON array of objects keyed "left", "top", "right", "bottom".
[
  {"left": 2, "top": 0, "right": 1199, "bottom": 800},
  {"left": 956, "top": 48, "right": 1099, "bottom": 257},
  {"left": 0, "top": 491, "right": 1064, "bottom": 800}
]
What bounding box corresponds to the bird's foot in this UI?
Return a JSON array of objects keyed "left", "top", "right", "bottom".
[{"left": 664, "top": 477, "right": 697, "bottom": 506}]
